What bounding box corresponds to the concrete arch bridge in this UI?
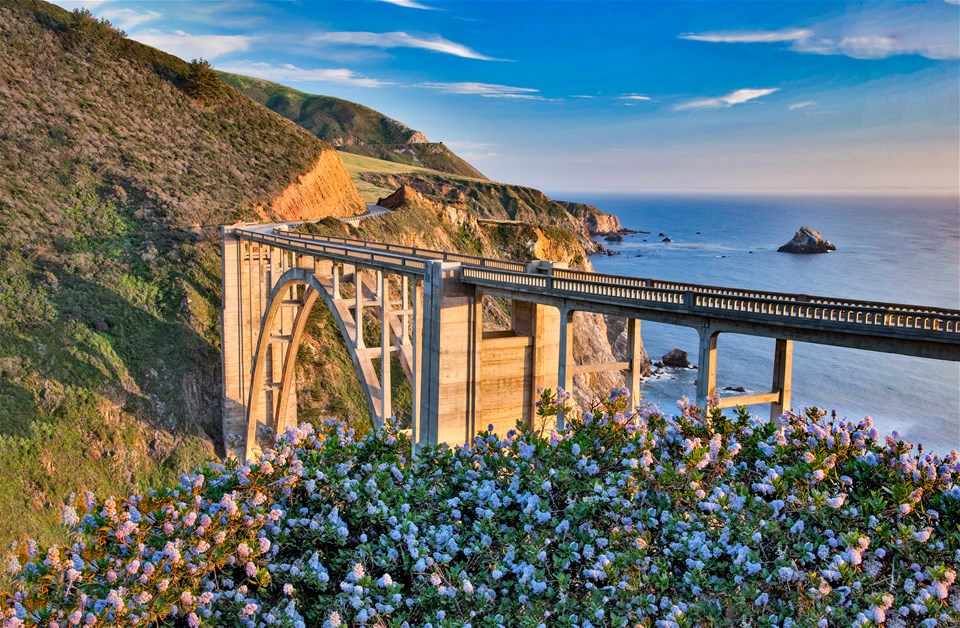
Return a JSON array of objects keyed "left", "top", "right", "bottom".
[{"left": 221, "top": 224, "right": 960, "bottom": 461}]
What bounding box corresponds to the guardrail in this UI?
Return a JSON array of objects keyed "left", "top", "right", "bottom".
[
  {"left": 248, "top": 228, "right": 960, "bottom": 341},
  {"left": 461, "top": 267, "right": 960, "bottom": 339},
  {"left": 236, "top": 229, "right": 428, "bottom": 275}
]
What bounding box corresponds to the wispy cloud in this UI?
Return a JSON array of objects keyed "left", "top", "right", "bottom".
[
  {"left": 310, "top": 31, "right": 498, "bottom": 61},
  {"left": 130, "top": 29, "right": 254, "bottom": 60},
  {"left": 99, "top": 7, "right": 163, "bottom": 30},
  {"left": 830, "top": 35, "right": 957, "bottom": 60},
  {"left": 682, "top": 12, "right": 959, "bottom": 61},
  {"left": 215, "top": 61, "right": 390, "bottom": 88},
  {"left": 460, "top": 152, "right": 498, "bottom": 160},
  {"left": 618, "top": 94, "right": 652, "bottom": 101},
  {"left": 675, "top": 88, "right": 779, "bottom": 111},
  {"left": 680, "top": 28, "right": 813, "bottom": 44},
  {"left": 789, "top": 101, "right": 816, "bottom": 110},
  {"left": 376, "top": 0, "right": 438, "bottom": 10},
  {"left": 418, "top": 82, "right": 543, "bottom": 99}
]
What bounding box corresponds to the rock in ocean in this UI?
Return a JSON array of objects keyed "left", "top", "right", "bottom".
[{"left": 777, "top": 226, "right": 836, "bottom": 254}]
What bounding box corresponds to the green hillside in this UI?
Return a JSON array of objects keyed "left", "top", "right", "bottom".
[
  {"left": 218, "top": 72, "right": 487, "bottom": 179},
  {"left": 0, "top": 0, "right": 363, "bottom": 545}
]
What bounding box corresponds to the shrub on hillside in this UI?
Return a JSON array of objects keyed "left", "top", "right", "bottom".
[{"left": 3, "top": 392, "right": 958, "bottom": 626}]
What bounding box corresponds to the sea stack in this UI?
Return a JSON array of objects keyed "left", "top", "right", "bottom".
[{"left": 778, "top": 226, "right": 836, "bottom": 254}]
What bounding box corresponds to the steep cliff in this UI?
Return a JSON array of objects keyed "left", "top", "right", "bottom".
[
  {"left": 359, "top": 171, "right": 607, "bottom": 254},
  {"left": 258, "top": 150, "right": 364, "bottom": 221}
]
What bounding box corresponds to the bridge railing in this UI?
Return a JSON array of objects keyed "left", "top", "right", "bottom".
[
  {"left": 252, "top": 227, "right": 960, "bottom": 340},
  {"left": 551, "top": 268, "right": 956, "bottom": 316},
  {"left": 281, "top": 230, "right": 530, "bottom": 273},
  {"left": 237, "top": 229, "right": 429, "bottom": 275},
  {"left": 462, "top": 267, "right": 960, "bottom": 338}
]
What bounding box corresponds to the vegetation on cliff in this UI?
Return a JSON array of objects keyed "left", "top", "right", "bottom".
[
  {"left": 218, "top": 73, "right": 486, "bottom": 179},
  {"left": 0, "top": 0, "right": 363, "bottom": 545},
  {"left": 3, "top": 392, "right": 957, "bottom": 626}
]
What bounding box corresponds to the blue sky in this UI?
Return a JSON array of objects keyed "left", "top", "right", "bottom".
[{"left": 55, "top": 0, "right": 959, "bottom": 194}]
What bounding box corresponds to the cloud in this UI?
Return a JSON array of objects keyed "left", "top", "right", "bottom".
[
  {"left": 680, "top": 28, "right": 813, "bottom": 44},
  {"left": 459, "top": 152, "right": 498, "bottom": 160},
  {"left": 618, "top": 94, "right": 652, "bottom": 101},
  {"left": 675, "top": 88, "right": 779, "bottom": 111},
  {"left": 682, "top": 13, "right": 959, "bottom": 61},
  {"left": 130, "top": 29, "right": 254, "bottom": 60},
  {"left": 789, "top": 101, "right": 816, "bottom": 110},
  {"left": 99, "top": 7, "right": 163, "bottom": 30},
  {"left": 417, "top": 81, "right": 543, "bottom": 99},
  {"left": 571, "top": 95, "right": 594, "bottom": 99},
  {"left": 310, "top": 31, "right": 498, "bottom": 61},
  {"left": 376, "top": 0, "right": 438, "bottom": 9},
  {"left": 832, "top": 35, "right": 957, "bottom": 60},
  {"left": 215, "top": 61, "right": 390, "bottom": 87}
]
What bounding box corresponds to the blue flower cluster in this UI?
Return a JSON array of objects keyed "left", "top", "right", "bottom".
[{"left": 2, "top": 392, "right": 957, "bottom": 626}]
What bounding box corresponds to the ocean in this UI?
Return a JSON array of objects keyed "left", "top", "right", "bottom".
[{"left": 557, "top": 193, "right": 960, "bottom": 454}]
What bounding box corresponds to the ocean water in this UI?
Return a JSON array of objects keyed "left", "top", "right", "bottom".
[{"left": 558, "top": 193, "right": 960, "bottom": 454}]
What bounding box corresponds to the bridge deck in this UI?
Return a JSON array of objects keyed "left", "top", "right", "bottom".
[{"left": 235, "top": 227, "right": 960, "bottom": 361}]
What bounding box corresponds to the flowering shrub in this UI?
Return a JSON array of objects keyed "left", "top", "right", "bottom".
[{"left": 3, "top": 391, "right": 958, "bottom": 627}]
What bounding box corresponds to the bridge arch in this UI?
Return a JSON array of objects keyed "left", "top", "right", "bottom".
[{"left": 243, "top": 265, "right": 401, "bottom": 460}]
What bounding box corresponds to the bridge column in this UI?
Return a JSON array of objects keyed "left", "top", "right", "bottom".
[
  {"left": 696, "top": 326, "right": 719, "bottom": 410},
  {"left": 626, "top": 318, "right": 643, "bottom": 413},
  {"left": 401, "top": 276, "right": 410, "bottom": 346},
  {"left": 379, "top": 270, "right": 392, "bottom": 424},
  {"left": 220, "top": 227, "right": 248, "bottom": 460},
  {"left": 770, "top": 339, "right": 793, "bottom": 419},
  {"left": 354, "top": 267, "right": 364, "bottom": 349},
  {"left": 416, "top": 261, "right": 481, "bottom": 450},
  {"left": 556, "top": 306, "right": 574, "bottom": 429},
  {"left": 331, "top": 263, "right": 341, "bottom": 299}
]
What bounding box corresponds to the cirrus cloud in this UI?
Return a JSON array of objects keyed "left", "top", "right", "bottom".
[
  {"left": 310, "top": 31, "right": 499, "bottom": 61},
  {"left": 215, "top": 61, "right": 390, "bottom": 88},
  {"left": 680, "top": 28, "right": 813, "bottom": 44},
  {"left": 675, "top": 88, "right": 779, "bottom": 111},
  {"left": 417, "top": 81, "right": 544, "bottom": 99},
  {"left": 376, "top": 0, "right": 439, "bottom": 9}
]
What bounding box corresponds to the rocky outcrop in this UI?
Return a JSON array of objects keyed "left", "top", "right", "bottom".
[
  {"left": 777, "top": 226, "right": 836, "bottom": 254},
  {"left": 359, "top": 173, "right": 609, "bottom": 254},
  {"left": 261, "top": 149, "right": 366, "bottom": 221},
  {"left": 376, "top": 185, "right": 419, "bottom": 210},
  {"left": 661, "top": 348, "right": 692, "bottom": 368},
  {"left": 559, "top": 200, "right": 624, "bottom": 235},
  {"left": 407, "top": 131, "right": 429, "bottom": 144}
]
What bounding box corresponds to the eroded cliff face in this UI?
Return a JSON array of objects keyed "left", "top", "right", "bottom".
[
  {"left": 560, "top": 201, "right": 624, "bottom": 235},
  {"left": 259, "top": 149, "right": 366, "bottom": 221},
  {"left": 359, "top": 172, "right": 607, "bottom": 254}
]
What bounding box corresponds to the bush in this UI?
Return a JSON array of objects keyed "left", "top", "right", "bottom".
[{"left": 2, "top": 393, "right": 958, "bottom": 626}]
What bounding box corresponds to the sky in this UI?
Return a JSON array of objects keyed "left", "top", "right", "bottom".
[{"left": 53, "top": 0, "right": 960, "bottom": 195}]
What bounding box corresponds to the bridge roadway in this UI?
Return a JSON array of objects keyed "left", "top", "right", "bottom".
[{"left": 222, "top": 223, "right": 959, "bottom": 460}]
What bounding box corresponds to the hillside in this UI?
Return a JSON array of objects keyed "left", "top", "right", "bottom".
[
  {"left": 0, "top": 0, "right": 364, "bottom": 545},
  {"left": 218, "top": 72, "right": 488, "bottom": 179}
]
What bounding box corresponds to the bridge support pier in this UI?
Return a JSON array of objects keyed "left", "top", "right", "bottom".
[{"left": 696, "top": 327, "right": 794, "bottom": 420}]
